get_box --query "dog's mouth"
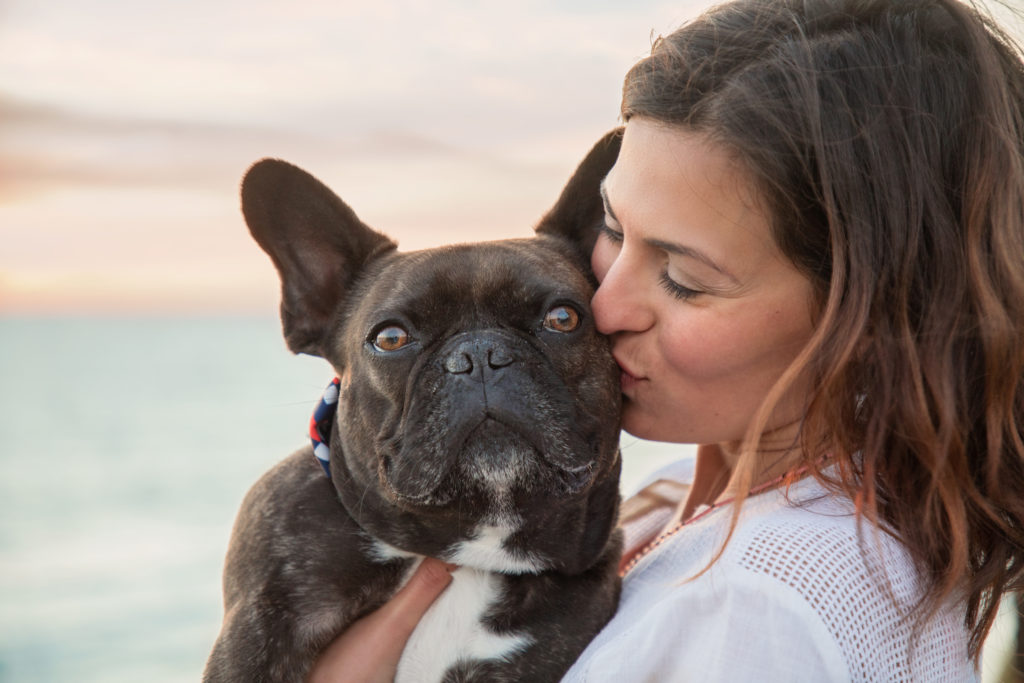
[380,411,598,507]
[459,415,595,488]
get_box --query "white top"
[561,457,977,682]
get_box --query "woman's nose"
[591,254,655,335]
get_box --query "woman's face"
[592,118,816,448]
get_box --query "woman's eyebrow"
[647,237,740,285]
[599,180,740,285]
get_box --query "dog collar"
[309,377,340,479]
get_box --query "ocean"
[0,315,689,682]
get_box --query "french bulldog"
[204,130,624,683]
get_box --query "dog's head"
[242,131,623,574]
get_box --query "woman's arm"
[308,558,456,683]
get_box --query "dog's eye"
[372,325,411,352]
[543,305,581,333]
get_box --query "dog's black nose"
[444,336,515,379]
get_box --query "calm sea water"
[0,315,688,683]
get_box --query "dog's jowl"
[204,131,624,683]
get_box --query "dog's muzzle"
[376,330,598,504]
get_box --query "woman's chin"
[621,411,673,443]
[620,404,704,445]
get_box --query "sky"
[0,0,710,313]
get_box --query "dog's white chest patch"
[394,563,531,683]
[369,521,547,574]
[448,522,546,573]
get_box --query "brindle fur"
[204,131,624,682]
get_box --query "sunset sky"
[0,0,709,313]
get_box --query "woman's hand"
[307,558,456,683]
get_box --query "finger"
[307,559,457,683]
[378,558,457,635]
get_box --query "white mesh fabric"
[737,507,973,681]
[563,460,977,682]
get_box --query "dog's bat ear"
[534,128,622,261]
[241,158,397,357]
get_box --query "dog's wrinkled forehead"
[357,238,591,328]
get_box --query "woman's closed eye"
[598,218,704,300]
[658,271,703,301]
[598,221,624,244]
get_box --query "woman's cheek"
[659,318,729,381]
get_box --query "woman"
[312,0,1024,679]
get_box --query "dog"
[203,130,624,682]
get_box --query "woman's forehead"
[605,119,780,263]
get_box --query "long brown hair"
[622,0,1024,656]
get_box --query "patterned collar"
[309,378,340,479]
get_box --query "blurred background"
[0,0,1019,681]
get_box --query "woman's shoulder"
[727,478,914,601]
[604,479,975,681]
[716,481,975,681]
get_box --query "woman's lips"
[613,355,644,394]
[620,371,641,394]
